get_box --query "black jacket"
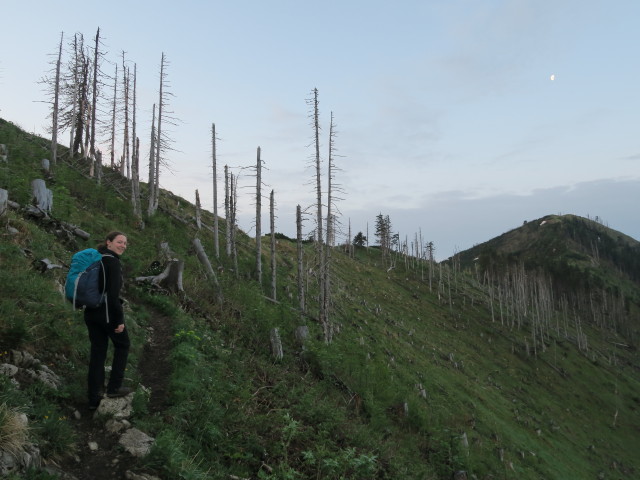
[85,246,124,325]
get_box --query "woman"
[85,231,131,410]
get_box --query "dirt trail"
[56,309,173,480]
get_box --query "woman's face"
[106,235,128,255]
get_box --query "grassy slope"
[1,118,639,479]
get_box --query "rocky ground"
[51,310,174,480]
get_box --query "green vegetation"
[1,117,639,479]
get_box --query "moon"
[550,74,555,81]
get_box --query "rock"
[96,393,134,419]
[17,413,28,428]
[119,428,154,457]
[0,449,18,476]
[24,367,61,389]
[88,441,99,451]
[0,363,19,377]
[10,351,37,368]
[106,418,131,434]
[0,443,41,476]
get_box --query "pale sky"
[1,0,638,260]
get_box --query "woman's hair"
[97,231,127,249]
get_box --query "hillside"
[1,117,639,480]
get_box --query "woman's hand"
[114,324,125,334]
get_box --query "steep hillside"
[452,214,640,345]
[455,213,640,286]
[1,118,639,480]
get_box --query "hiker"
[85,231,131,410]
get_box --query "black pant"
[84,311,130,404]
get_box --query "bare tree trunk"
[109,63,117,168]
[322,111,337,343]
[310,88,326,341]
[0,189,8,216]
[211,123,220,259]
[131,64,142,221]
[132,137,142,221]
[89,28,100,163]
[69,34,80,153]
[31,179,53,213]
[224,165,231,257]
[195,189,202,229]
[270,190,277,301]
[297,205,305,316]
[149,53,167,216]
[121,53,130,178]
[230,173,239,277]
[147,104,157,216]
[95,150,102,185]
[136,259,184,293]
[270,328,283,361]
[347,218,352,258]
[192,237,222,301]
[51,31,63,167]
[73,55,88,157]
[255,146,262,284]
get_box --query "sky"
[1,0,638,260]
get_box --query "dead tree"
[270,190,277,301]
[211,123,220,259]
[88,28,101,166]
[95,150,103,184]
[147,104,157,216]
[148,52,175,216]
[192,237,222,302]
[108,63,118,168]
[136,260,184,293]
[0,189,8,216]
[153,53,165,211]
[229,172,239,276]
[132,137,142,220]
[65,33,83,153]
[121,52,130,178]
[270,327,283,361]
[51,32,63,167]
[195,189,202,229]
[130,64,142,221]
[39,32,64,168]
[255,146,263,284]
[296,204,305,315]
[72,52,89,157]
[224,164,231,257]
[31,179,53,213]
[323,111,340,344]
[307,88,327,341]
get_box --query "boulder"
[95,393,134,419]
[119,428,154,458]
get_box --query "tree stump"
[135,259,184,293]
[31,179,53,212]
[270,328,283,361]
[294,326,309,349]
[0,189,7,216]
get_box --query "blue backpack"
[65,248,112,308]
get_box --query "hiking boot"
[89,399,101,411]
[106,387,133,398]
